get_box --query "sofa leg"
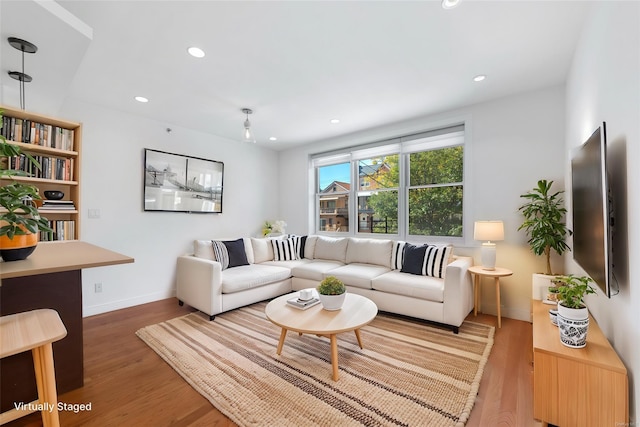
[452,326,459,334]
[178,300,184,306]
[209,315,216,321]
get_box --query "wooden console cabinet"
[532,300,628,426]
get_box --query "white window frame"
[311,123,467,243]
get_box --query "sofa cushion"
[221,264,291,294]
[271,238,299,261]
[251,238,274,263]
[304,236,318,259]
[346,238,393,268]
[291,260,344,281]
[326,263,390,290]
[261,259,312,269]
[401,243,452,279]
[313,236,348,262]
[371,270,444,302]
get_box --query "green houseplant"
[553,274,597,348]
[0,110,52,261]
[518,179,572,276]
[317,276,346,310]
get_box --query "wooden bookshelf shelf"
[1,104,82,241]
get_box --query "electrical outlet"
[94,282,102,293]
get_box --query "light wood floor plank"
[5,298,539,427]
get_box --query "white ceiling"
[0,1,591,150]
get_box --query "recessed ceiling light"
[330,119,340,124]
[473,75,486,82]
[187,47,205,58]
[441,0,460,9]
[134,96,149,103]
[269,137,277,141]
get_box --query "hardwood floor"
[6,298,540,427]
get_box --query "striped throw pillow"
[271,238,299,261]
[211,240,230,270]
[391,241,406,270]
[401,243,452,279]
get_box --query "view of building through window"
[314,127,464,238]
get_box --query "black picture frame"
[143,148,224,213]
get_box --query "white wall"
[59,100,279,316]
[279,86,566,322]
[565,2,639,421]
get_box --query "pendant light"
[241,108,256,143]
[7,37,38,111]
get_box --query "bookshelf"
[1,105,82,241]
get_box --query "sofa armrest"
[442,256,474,327]
[176,254,223,316]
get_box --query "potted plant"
[0,110,52,261]
[518,179,572,298]
[554,274,597,348]
[317,276,346,311]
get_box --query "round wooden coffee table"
[265,292,378,381]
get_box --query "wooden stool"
[0,309,67,427]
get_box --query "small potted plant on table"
[317,276,346,311]
[554,274,597,348]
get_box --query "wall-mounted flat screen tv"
[143,148,224,213]
[570,122,613,297]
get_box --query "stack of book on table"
[287,296,320,310]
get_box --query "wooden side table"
[468,265,513,328]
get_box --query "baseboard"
[479,303,531,323]
[83,289,175,317]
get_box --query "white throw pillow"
[251,238,274,264]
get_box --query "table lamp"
[474,220,504,270]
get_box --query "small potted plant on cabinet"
[518,179,572,298]
[317,276,346,311]
[0,111,52,261]
[554,274,597,348]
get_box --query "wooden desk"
[0,241,133,412]
[532,300,628,426]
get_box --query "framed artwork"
[143,148,224,213]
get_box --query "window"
[408,146,463,237]
[312,125,464,240]
[317,162,350,233]
[357,155,399,234]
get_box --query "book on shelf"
[286,296,320,310]
[40,220,76,241]
[41,200,76,210]
[1,115,75,151]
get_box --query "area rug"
[136,302,494,427]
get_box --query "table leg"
[495,277,501,328]
[474,275,481,315]
[354,329,364,349]
[276,328,287,355]
[330,334,339,381]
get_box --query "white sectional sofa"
[176,235,474,333]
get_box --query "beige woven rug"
[136,302,494,427]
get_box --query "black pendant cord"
[20,48,26,110]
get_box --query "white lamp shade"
[474,221,504,242]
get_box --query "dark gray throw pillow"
[222,238,249,268]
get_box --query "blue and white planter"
[557,303,589,348]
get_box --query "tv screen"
[570,122,612,297]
